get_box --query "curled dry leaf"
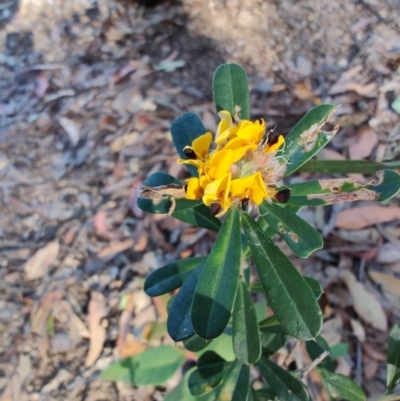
[339,270,387,332]
[24,240,60,281]
[85,291,107,367]
[336,206,400,230]
[98,239,134,259]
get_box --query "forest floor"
[0,0,400,400]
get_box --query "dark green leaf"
[167,264,204,342]
[184,334,211,352]
[173,203,222,232]
[303,277,323,300]
[299,159,400,175]
[287,170,400,206]
[278,104,338,176]
[192,208,241,339]
[216,360,250,401]
[232,281,262,364]
[248,387,261,401]
[387,323,400,392]
[259,315,280,330]
[255,386,277,401]
[319,368,366,401]
[189,351,232,396]
[260,324,289,357]
[259,202,323,258]
[102,345,185,385]
[212,63,250,120]
[145,257,207,297]
[305,336,335,373]
[241,212,323,340]
[257,357,309,401]
[171,112,207,176]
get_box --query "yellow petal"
[205,150,234,179]
[250,172,269,204]
[191,132,212,160]
[264,135,285,153]
[203,173,231,207]
[177,158,202,168]
[236,120,265,143]
[230,175,256,198]
[185,177,204,200]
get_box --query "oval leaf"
[189,351,232,396]
[216,360,250,401]
[212,63,250,120]
[241,212,323,340]
[319,368,366,401]
[388,323,400,392]
[184,333,211,352]
[278,104,338,176]
[259,202,323,258]
[171,112,207,176]
[173,202,222,232]
[102,345,184,385]
[192,208,241,339]
[257,357,309,401]
[167,264,204,342]
[233,281,262,364]
[145,256,207,297]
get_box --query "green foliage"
[102,345,185,385]
[212,63,250,120]
[106,62,400,401]
[387,323,400,392]
[192,208,241,339]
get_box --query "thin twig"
[297,351,329,380]
[284,340,300,368]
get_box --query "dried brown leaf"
[98,239,134,259]
[24,240,60,280]
[339,270,387,332]
[348,126,378,159]
[85,291,107,367]
[368,269,400,298]
[336,206,400,230]
[59,117,80,146]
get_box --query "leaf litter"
[0,0,399,399]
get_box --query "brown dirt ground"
[0,0,400,400]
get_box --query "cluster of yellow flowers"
[178,111,286,216]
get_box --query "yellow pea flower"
[264,134,285,153]
[230,172,269,205]
[177,132,213,167]
[203,173,232,216]
[185,177,204,200]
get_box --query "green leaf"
[257,357,309,401]
[232,281,262,364]
[171,112,207,176]
[173,203,222,232]
[216,360,250,401]
[278,104,338,176]
[165,367,219,401]
[330,342,349,359]
[260,324,289,357]
[305,336,335,373]
[189,351,232,396]
[258,202,323,258]
[192,208,241,339]
[319,368,366,401]
[196,333,236,362]
[241,212,323,340]
[184,334,211,352]
[167,264,204,342]
[248,387,261,401]
[387,323,400,392]
[102,345,185,385]
[287,169,400,206]
[303,277,324,300]
[212,63,250,120]
[145,257,207,297]
[299,159,400,175]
